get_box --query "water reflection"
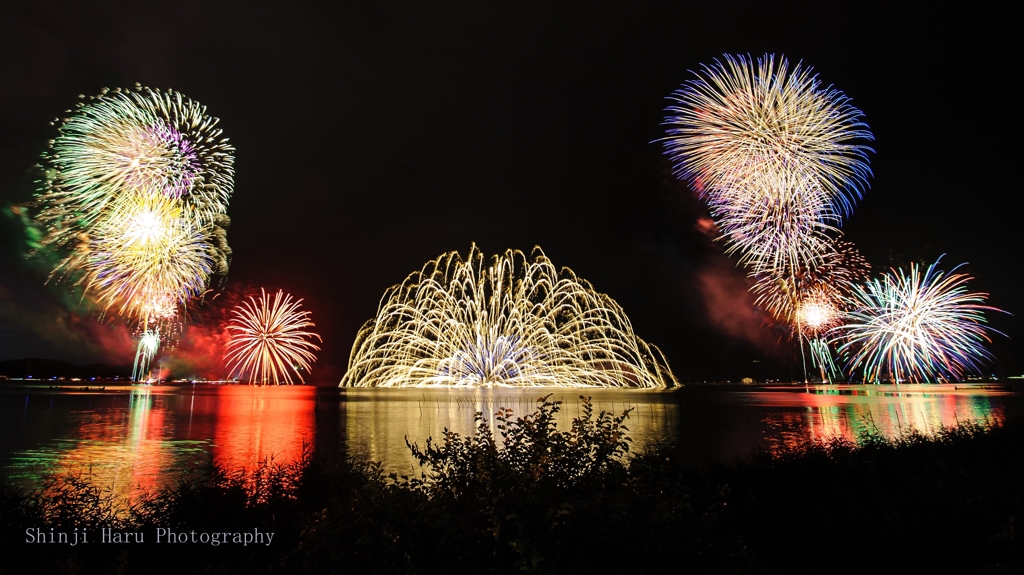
[0,384,1019,502]
[342,389,679,476]
[728,385,1008,457]
[202,386,316,472]
[0,386,315,503]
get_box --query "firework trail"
[807,337,840,380]
[31,86,235,379]
[225,289,321,385]
[132,331,161,382]
[833,257,1005,383]
[341,245,678,388]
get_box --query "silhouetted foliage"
[404,394,632,494]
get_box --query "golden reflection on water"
[342,388,679,476]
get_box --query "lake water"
[1,383,1021,502]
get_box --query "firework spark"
[662,53,873,223]
[833,257,1005,383]
[749,239,870,382]
[713,176,838,276]
[752,239,870,326]
[36,86,234,243]
[796,290,841,335]
[132,330,162,382]
[30,87,235,379]
[225,289,321,385]
[341,245,678,388]
[808,336,840,380]
[796,290,844,381]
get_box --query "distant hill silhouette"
[0,358,132,379]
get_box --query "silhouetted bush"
[294,395,748,573]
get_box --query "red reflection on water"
[29,386,317,506]
[205,386,317,472]
[47,390,179,504]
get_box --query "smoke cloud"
[694,257,779,350]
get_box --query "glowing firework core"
[800,304,829,329]
[341,246,678,388]
[797,297,838,332]
[124,207,167,245]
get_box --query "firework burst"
[752,239,870,325]
[662,53,873,223]
[834,257,1005,383]
[225,289,321,385]
[713,175,838,276]
[341,245,678,388]
[30,87,235,379]
[36,85,234,243]
[662,55,874,340]
[81,195,213,322]
[796,290,842,335]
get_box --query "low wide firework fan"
[341,245,679,388]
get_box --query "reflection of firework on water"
[834,257,1005,383]
[30,87,234,379]
[225,290,321,385]
[341,246,678,388]
[662,54,873,223]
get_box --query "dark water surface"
[1,383,1021,501]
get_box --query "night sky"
[1,1,1019,383]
